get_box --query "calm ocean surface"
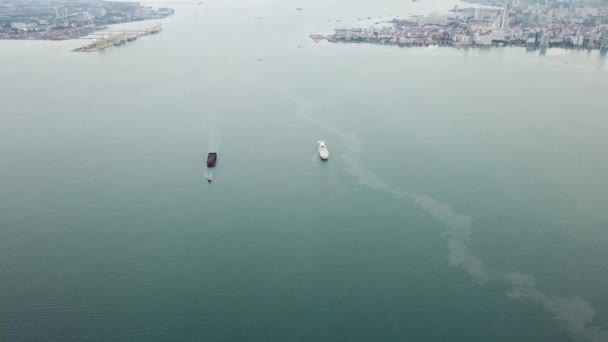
[1,0,608,340]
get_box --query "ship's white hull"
[317,140,329,160]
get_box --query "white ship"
[317,140,329,160]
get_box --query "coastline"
[312,34,608,53]
[0,15,172,42]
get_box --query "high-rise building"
[425,12,447,26]
[493,15,502,28]
[92,7,107,18]
[577,34,584,46]
[501,1,509,29]
[55,7,68,19]
[601,35,608,50]
[546,9,553,24]
[540,31,549,48]
[526,32,538,45]
[474,8,484,20]
[81,11,93,21]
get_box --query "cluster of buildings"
[323,0,608,50]
[0,0,174,40]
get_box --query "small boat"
[317,141,329,160]
[207,175,212,182]
[207,152,217,167]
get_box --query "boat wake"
[203,114,221,153]
[272,85,608,342]
[204,166,214,183]
[207,132,220,154]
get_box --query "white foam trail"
[245,78,608,341]
[409,193,607,341]
[504,271,608,342]
[335,130,391,192]
[283,90,607,341]
[202,114,220,153]
[286,92,391,192]
[208,132,220,152]
[409,193,495,285]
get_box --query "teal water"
[2,0,608,341]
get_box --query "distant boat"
[296,7,303,11]
[207,152,217,167]
[310,34,325,42]
[207,175,212,182]
[317,141,329,160]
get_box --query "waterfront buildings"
[0,0,174,40]
[321,0,608,50]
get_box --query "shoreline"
[0,16,171,42]
[71,23,162,52]
[312,35,608,52]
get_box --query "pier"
[72,24,162,52]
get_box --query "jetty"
[72,24,162,52]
